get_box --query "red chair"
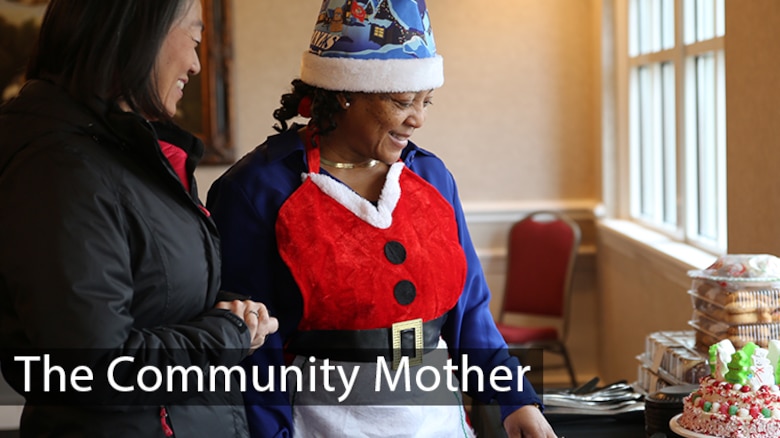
[495,210,581,388]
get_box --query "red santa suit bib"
[275,138,466,332]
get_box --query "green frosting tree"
[709,344,718,375]
[725,342,758,385]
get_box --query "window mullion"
[674,0,687,240]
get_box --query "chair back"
[500,211,581,332]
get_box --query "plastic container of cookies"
[635,331,708,395]
[688,289,780,324]
[688,254,780,296]
[687,254,780,352]
[641,331,708,384]
[636,351,708,385]
[689,312,780,352]
[636,364,673,395]
[690,277,780,300]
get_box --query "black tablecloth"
[471,399,651,438]
[548,416,646,438]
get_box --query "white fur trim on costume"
[302,162,404,229]
[300,51,444,93]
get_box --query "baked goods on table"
[676,339,780,437]
[636,331,709,395]
[688,254,780,353]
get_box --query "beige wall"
[196,0,600,204]
[193,0,605,384]
[725,0,780,255]
[596,222,706,382]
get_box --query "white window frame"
[616,0,726,255]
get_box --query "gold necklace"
[320,156,380,169]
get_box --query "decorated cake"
[677,339,780,437]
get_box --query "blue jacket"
[207,126,542,438]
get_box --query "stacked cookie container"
[635,331,708,395]
[689,254,780,353]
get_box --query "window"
[626,0,726,253]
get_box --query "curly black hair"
[273,79,351,134]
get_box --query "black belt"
[287,314,447,367]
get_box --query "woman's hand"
[503,404,559,438]
[216,300,279,354]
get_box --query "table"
[470,400,651,438]
[548,415,646,438]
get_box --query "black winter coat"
[0,80,251,437]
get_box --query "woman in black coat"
[0,1,277,436]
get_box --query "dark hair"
[273,79,349,134]
[27,0,191,121]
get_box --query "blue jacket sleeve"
[207,155,299,438]
[408,152,543,421]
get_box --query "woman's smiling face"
[154,0,204,117]
[334,90,435,164]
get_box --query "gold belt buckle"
[391,318,424,369]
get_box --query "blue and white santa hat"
[300,0,444,93]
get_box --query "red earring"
[298,96,313,118]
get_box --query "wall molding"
[462,199,603,223]
[462,199,602,274]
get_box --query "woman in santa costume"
[207,1,558,437]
